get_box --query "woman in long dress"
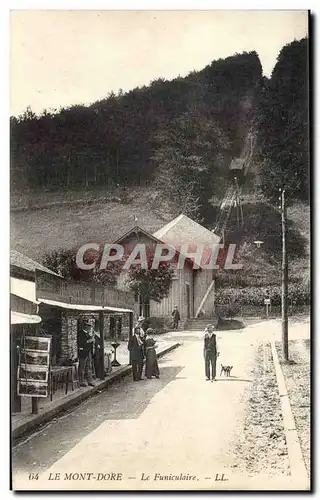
[144,328,160,379]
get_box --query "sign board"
[17,335,51,398]
[35,270,135,310]
[264,298,271,305]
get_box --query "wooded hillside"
[10,38,309,223]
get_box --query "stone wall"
[60,311,131,362]
[103,314,110,340]
[60,312,78,362]
[121,313,130,340]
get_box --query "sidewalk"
[12,332,181,442]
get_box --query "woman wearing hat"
[144,328,160,379]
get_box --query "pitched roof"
[113,226,163,244]
[10,249,59,277]
[113,224,197,269]
[153,214,221,248]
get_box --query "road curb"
[270,341,309,490]
[12,342,180,442]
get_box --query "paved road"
[12,319,309,491]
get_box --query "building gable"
[113,225,195,270]
[113,226,162,246]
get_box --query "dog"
[220,364,233,377]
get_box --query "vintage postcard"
[10,9,310,491]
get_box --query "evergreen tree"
[258,38,309,201]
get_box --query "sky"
[10,10,308,117]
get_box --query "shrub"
[143,317,172,335]
[216,318,245,330]
[215,281,310,310]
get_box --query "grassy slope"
[287,203,310,285]
[10,187,173,259]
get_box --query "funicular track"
[213,132,256,239]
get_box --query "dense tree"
[257,38,309,201]
[152,102,231,222]
[43,248,122,286]
[10,50,263,199]
[127,260,174,305]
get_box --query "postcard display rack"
[17,336,51,398]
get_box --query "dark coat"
[78,329,94,357]
[128,334,144,362]
[204,333,217,357]
[145,337,159,378]
[172,309,181,321]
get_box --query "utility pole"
[280,188,289,361]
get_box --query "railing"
[195,280,215,318]
[35,270,135,310]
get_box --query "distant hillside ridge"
[11,50,262,200]
[11,38,309,259]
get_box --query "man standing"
[78,318,95,387]
[203,324,219,381]
[93,328,102,379]
[128,326,144,381]
[172,305,181,330]
[129,316,145,366]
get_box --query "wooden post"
[11,331,21,413]
[281,189,289,361]
[129,312,133,365]
[99,312,105,380]
[32,397,39,414]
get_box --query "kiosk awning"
[10,277,39,304]
[38,298,133,313]
[11,311,42,325]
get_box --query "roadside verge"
[271,341,310,490]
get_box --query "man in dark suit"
[78,318,95,387]
[203,324,219,381]
[172,306,181,330]
[127,326,144,381]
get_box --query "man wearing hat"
[128,316,145,366]
[203,324,219,381]
[133,315,145,336]
[128,326,145,381]
[78,318,95,387]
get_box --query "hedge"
[215,281,310,309]
[143,316,172,334]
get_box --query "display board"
[17,336,51,398]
